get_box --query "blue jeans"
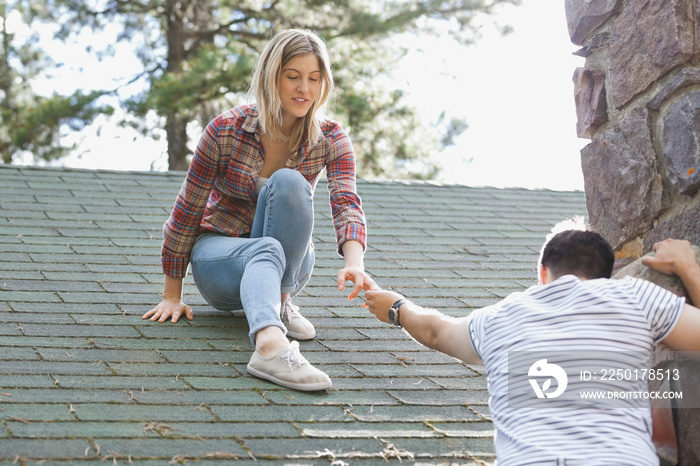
[190,169,315,346]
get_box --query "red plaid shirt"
[162,104,367,278]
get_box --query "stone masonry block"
[610,0,697,108]
[613,243,700,305]
[581,107,666,248]
[661,89,700,195]
[648,68,700,110]
[565,0,622,45]
[573,67,608,138]
[643,204,700,251]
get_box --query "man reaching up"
[365,231,700,466]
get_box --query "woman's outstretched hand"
[337,265,379,301]
[142,297,194,323]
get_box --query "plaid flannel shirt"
[161,104,367,278]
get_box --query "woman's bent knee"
[269,168,306,185]
[267,169,311,201]
[251,237,286,270]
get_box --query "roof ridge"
[0,164,582,192]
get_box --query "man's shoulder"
[470,291,527,319]
[539,274,644,293]
[582,275,654,294]
[473,275,651,318]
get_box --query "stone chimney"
[565,0,700,259]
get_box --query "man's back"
[366,235,700,465]
[468,275,685,466]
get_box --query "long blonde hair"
[248,29,334,149]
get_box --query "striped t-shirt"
[468,275,685,466]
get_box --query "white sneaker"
[246,341,331,391]
[280,296,315,340]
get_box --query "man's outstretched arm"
[364,289,482,365]
[644,239,700,352]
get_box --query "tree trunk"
[166,114,189,171]
[1,1,14,163]
[164,0,188,171]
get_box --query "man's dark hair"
[540,230,615,280]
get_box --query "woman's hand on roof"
[142,297,194,323]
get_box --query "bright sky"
[396,0,587,190]
[20,0,587,191]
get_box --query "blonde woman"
[144,29,376,391]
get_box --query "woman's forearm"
[163,275,184,300]
[342,240,364,268]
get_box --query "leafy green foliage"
[0,0,112,163]
[2,0,518,177]
[3,91,113,163]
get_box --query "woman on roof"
[144,29,376,391]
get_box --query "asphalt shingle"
[0,165,587,464]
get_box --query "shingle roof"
[0,165,586,464]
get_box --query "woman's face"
[278,53,321,129]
